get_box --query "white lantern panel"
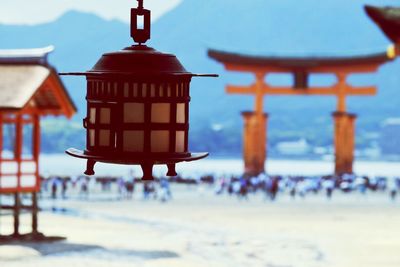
[113,82,118,96]
[151,103,170,123]
[89,108,96,124]
[167,85,172,97]
[177,103,185,123]
[133,83,138,97]
[124,83,129,97]
[150,84,156,97]
[124,103,145,123]
[176,131,185,153]
[107,83,112,95]
[89,130,95,146]
[123,131,144,152]
[99,130,110,147]
[142,84,147,97]
[151,131,169,152]
[100,108,111,124]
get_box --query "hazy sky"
[0,0,182,25]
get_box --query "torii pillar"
[332,74,357,175]
[242,111,268,176]
[241,73,268,176]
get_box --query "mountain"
[1,0,400,156]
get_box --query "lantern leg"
[141,163,154,181]
[166,164,177,177]
[84,160,96,176]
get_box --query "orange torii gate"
[208,49,393,176]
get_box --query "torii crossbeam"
[209,49,393,176]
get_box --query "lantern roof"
[64,45,192,78]
[63,45,216,78]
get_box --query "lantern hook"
[131,0,151,44]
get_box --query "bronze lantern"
[62,0,217,180]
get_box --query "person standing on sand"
[117,177,126,199]
[79,177,89,200]
[51,177,58,199]
[159,177,172,202]
[61,179,68,199]
[125,179,135,200]
[271,177,279,201]
[322,178,335,200]
[388,177,398,201]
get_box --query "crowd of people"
[40,171,400,202]
[213,173,400,201]
[41,172,173,202]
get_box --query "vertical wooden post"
[333,73,357,175]
[15,114,22,191]
[33,114,40,190]
[333,112,357,175]
[254,73,265,116]
[13,192,20,237]
[32,114,40,235]
[345,114,357,173]
[13,114,23,237]
[0,115,2,237]
[336,74,347,113]
[242,111,268,176]
[32,192,38,234]
[0,114,3,190]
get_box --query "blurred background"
[0,1,399,267]
[1,0,399,162]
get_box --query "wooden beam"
[346,86,377,96]
[223,63,381,75]
[262,87,338,95]
[226,85,256,94]
[226,85,377,96]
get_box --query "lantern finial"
[131,0,151,45]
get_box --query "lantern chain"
[137,0,144,9]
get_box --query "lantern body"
[85,77,191,158]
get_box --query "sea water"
[39,154,400,178]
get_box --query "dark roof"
[208,49,392,71]
[0,47,77,116]
[365,5,400,43]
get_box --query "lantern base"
[65,148,208,180]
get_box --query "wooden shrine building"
[0,46,76,240]
[209,48,393,176]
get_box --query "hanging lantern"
[62,0,217,180]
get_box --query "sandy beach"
[0,184,399,267]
